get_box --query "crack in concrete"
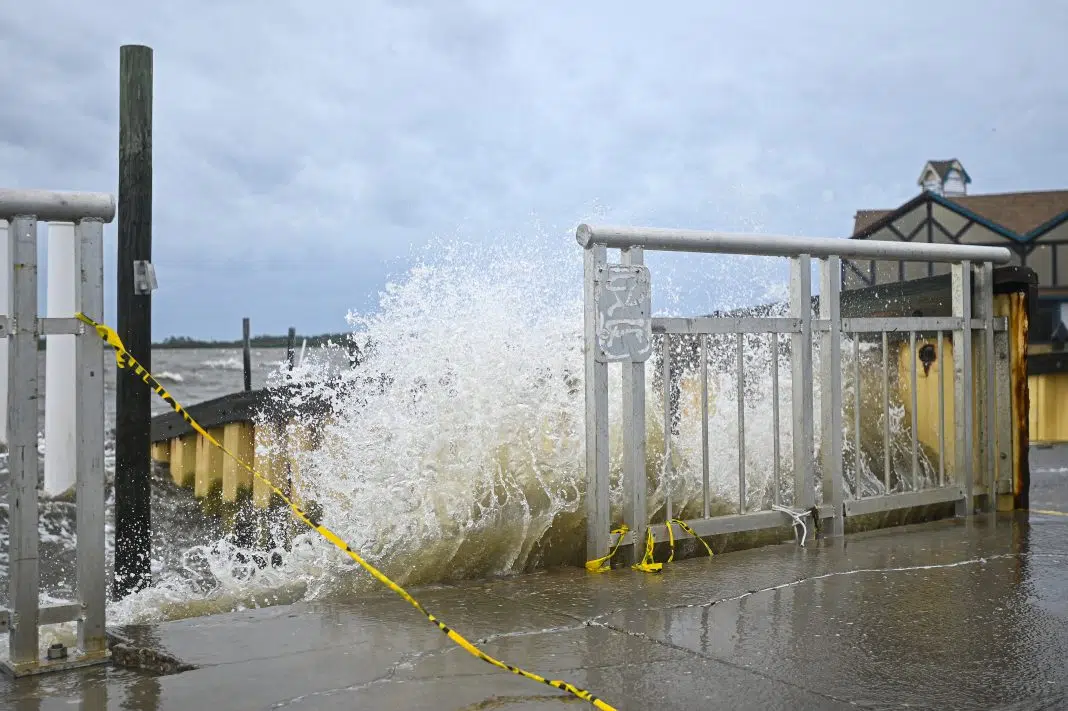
[266,626,587,710]
[586,616,857,707]
[264,624,631,710]
[584,553,1068,623]
[469,622,590,647]
[270,656,691,710]
[190,639,371,670]
[267,655,407,709]
[452,693,584,709]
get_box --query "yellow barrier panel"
[76,313,618,711]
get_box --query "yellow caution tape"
[76,312,619,711]
[668,519,715,560]
[631,527,663,573]
[587,517,715,576]
[584,525,628,573]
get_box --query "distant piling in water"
[243,317,252,391]
[114,43,155,600]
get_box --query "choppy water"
[0,236,1057,662]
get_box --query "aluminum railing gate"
[0,189,113,677]
[578,223,1014,565]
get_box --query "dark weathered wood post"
[286,327,296,370]
[114,44,154,599]
[242,317,252,391]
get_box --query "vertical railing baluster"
[882,331,891,493]
[853,333,861,488]
[701,334,710,518]
[663,335,673,522]
[937,331,946,488]
[910,330,919,490]
[770,332,781,507]
[620,246,647,564]
[736,332,746,514]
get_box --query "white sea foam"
[202,357,244,370]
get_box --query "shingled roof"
[853,189,1068,240]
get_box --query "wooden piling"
[242,317,252,392]
[194,428,226,498]
[114,43,154,599]
[253,423,286,508]
[286,327,296,369]
[222,422,255,501]
[169,434,196,487]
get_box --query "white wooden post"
[44,222,77,495]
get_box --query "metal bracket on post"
[133,260,157,295]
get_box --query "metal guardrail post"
[994,313,1014,509]
[818,256,845,535]
[6,213,41,667]
[620,246,647,565]
[583,243,610,564]
[789,255,815,510]
[952,262,975,516]
[974,262,998,511]
[75,218,107,656]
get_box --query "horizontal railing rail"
[0,188,116,223]
[576,223,1014,263]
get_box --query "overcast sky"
[2,1,1065,340]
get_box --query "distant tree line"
[152,333,353,349]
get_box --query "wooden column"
[114,44,154,599]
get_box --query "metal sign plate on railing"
[594,263,652,363]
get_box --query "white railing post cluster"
[577,223,1014,564]
[0,188,113,677]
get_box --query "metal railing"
[578,224,1014,564]
[0,189,113,676]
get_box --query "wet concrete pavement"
[4,451,1068,710]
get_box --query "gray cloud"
[2,0,1066,338]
